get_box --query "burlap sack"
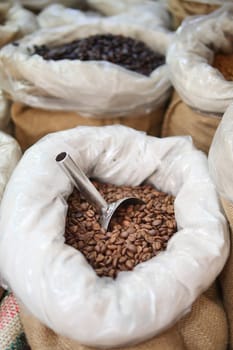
[11,102,165,151]
[20,284,228,350]
[167,0,220,28]
[219,198,233,349]
[0,287,4,301]
[0,293,29,350]
[162,92,221,154]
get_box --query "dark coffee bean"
[32,34,165,76]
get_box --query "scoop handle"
[56,152,108,213]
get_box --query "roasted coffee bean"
[33,34,165,76]
[65,181,177,279]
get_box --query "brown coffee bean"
[127,244,137,253]
[125,259,134,270]
[153,220,162,226]
[96,254,104,263]
[120,231,129,239]
[65,181,176,279]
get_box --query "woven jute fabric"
[0,293,29,350]
[161,91,221,154]
[0,287,4,301]
[20,283,228,350]
[168,0,220,28]
[220,198,233,349]
[11,102,165,151]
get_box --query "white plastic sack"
[209,103,233,203]
[167,4,233,114]
[0,3,38,48]
[13,0,86,11]
[0,131,21,201]
[185,0,230,3]
[85,0,171,29]
[0,24,171,116]
[0,125,228,347]
[38,4,102,28]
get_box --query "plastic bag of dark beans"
[0,18,172,116]
[0,125,228,348]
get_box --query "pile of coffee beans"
[33,34,165,76]
[212,53,233,81]
[65,181,177,278]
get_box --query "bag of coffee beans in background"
[0,20,172,151]
[209,102,233,349]
[167,0,221,28]
[0,2,37,47]
[0,125,228,349]
[0,2,37,138]
[0,132,23,348]
[163,5,233,154]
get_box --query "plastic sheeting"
[0,125,229,347]
[167,4,233,113]
[209,102,233,203]
[0,131,21,201]
[0,3,37,47]
[38,2,171,30]
[13,0,86,11]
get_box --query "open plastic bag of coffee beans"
[162,5,233,154]
[209,102,233,349]
[0,21,172,150]
[0,2,38,47]
[0,125,229,350]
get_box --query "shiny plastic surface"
[0,125,229,347]
[0,131,21,201]
[0,19,172,116]
[38,2,171,30]
[167,4,233,113]
[209,102,233,203]
[0,3,38,48]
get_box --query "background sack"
[13,0,87,11]
[209,103,233,348]
[11,102,165,151]
[0,3,37,47]
[0,130,21,202]
[162,91,221,154]
[0,125,228,347]
[167,0,220,28]
[38,2,171,31]
[20,285,228,350]
[167,5,233,114]
[0,22,171,116]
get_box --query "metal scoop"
[56,152,144,231]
